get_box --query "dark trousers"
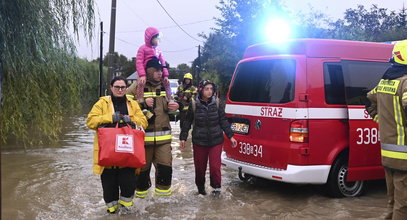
[101,167,136,203]
[193,144,222,189]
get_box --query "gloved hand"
[112,112,121,123]
[123,115,131,123]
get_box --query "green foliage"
[97,52,135,78]
[201,0,287,96]
[0,0,96,147]
[200,1,407,97]
[168,64,191,82]
[330,5,407,41]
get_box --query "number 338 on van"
[237,142,263,157]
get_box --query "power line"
[122,0,149,26]
[115,37,138,46]
[117,19,214,34]
[114,35,194,53]
[155,0,204,43]
[163,46,197,53]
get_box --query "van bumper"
[221,152,330,184]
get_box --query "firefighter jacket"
[140,80,172,146]
[180,96,234,147]
[126,81,138,99]
[367,65,407,172]
[175,84,197,111]
[86,96,148,175]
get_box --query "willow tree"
[0,0,95,146]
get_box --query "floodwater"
[2,116,389,219]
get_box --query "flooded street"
[2,116,389,219]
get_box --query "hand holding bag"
[98,123,145,168]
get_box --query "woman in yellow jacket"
[87,76,147,214]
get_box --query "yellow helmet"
[392,40,407,65]
[184,73,193,80]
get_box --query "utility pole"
[197,45,201,83]
[107,0,117,83]
[0,60,2,106]
[99,22,104,97]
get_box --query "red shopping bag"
[97,124,146,168]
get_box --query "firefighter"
[135,57,179,197]
[366,40,407,220]
[175,73,197,128]
[86,76,148,214]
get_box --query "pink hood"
[136,27,169,77]
[144,27,159,47]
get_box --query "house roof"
[127,72,138,80]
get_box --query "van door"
[225,56,305,170]
[342,60,391,181]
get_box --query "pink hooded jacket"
[136,27,169,77]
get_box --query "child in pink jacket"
[136,27,171,101]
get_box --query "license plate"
[231,122,249,134]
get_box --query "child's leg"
[136,81,145,101]
[163,79,172,100]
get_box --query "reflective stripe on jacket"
[176,85,197,111]
[86,96,148,175]
[142,83,172,145]
[367,75,407,171]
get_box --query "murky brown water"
[2,116,389,219]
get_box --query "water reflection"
[2,117,388,219]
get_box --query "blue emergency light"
[264,18,291,43]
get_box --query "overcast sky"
[76,0,406,66]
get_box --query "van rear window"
[229,59,296,103]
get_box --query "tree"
[330,5,407,41]
[200,0,287,96]
[293,4,407,41]
[169,64,191,82]
[199,1,407,98]
[97,52,135,78]
[0,0,95,146]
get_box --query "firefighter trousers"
[193,143,222,189]
[384,168,407,220]
[101,167,136,204]
[136,143,172,191]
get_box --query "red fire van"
[221,39,394,197]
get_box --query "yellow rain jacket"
[86,96,148,175]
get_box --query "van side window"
[342,61,391,105]
[324,63,346,105]
[229,59,296,103]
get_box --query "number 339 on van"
[238,142,263,157]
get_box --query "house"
[126,71,138,85]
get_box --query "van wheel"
[325,157,364,197]
[238,167,253,182]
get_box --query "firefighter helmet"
[184,73,193,80]
[392,40,407,65]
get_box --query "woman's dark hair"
[198,79,217,98]
[110,75,127,86]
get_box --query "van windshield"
[229,59,296,103]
